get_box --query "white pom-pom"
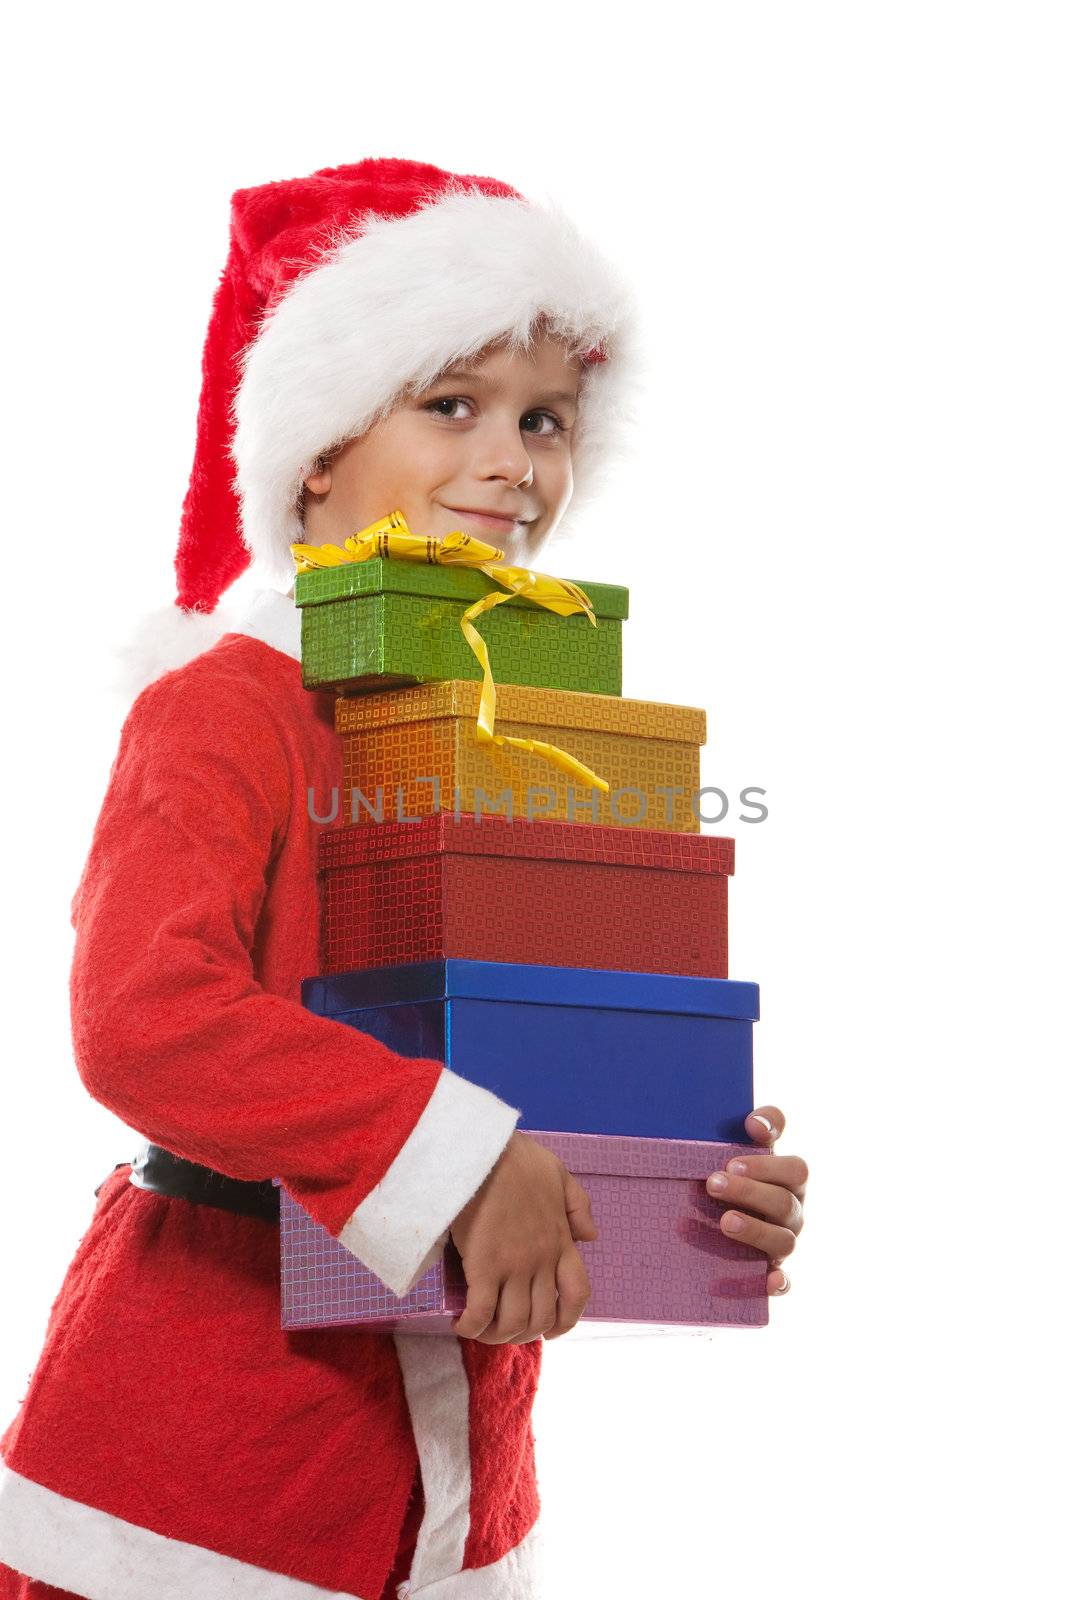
[104,563,300,712]
[105,601,235,706]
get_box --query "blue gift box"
[302,958,760,1142]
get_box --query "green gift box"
[295,558,629,695]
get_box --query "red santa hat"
[116,157,639,695]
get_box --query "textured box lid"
[318,813,735,875]
[525,1129,759,1182]
[271,1132,753,1185]
[295,556,629,619]
[334,679,705,744]
[302,958,760,1022]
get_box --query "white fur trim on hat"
[231,187,642,588]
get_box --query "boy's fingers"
[718,1210,798,1261]
[722,1152,808,1195]
[452,1275,500,1340]
[525,1266,560,1342]
[709,1172,804,1231]
[544,1243,592,1340]
[563,1171,598,1240]
[746,1106,785,1144]
[484,1275,532,1345]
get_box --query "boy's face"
[300,330,581,567]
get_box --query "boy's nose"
[481,457,534,490]
[473,427,535,488]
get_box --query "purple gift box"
[278,1130,768,1335]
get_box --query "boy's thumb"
[562,1169,599,1241]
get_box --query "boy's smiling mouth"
[442,505,535,532]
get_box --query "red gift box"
[318,812,734,978]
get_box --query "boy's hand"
[706,1105,807,1296]
[449,1131,598,1345]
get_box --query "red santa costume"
[0,158,637,1600]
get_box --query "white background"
[1,4,1062,1596]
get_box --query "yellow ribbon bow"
[292,510,610,794]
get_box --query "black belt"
[125,1144,280,1222]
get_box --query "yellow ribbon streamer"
[292,511,610,794]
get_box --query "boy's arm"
[69,666,519,1300]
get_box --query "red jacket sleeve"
[69,662,520,1298]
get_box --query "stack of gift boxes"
[276,550,768,1335]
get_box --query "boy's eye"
[520,410,568,437]
[426,396,475,421]
[424,397,569,436]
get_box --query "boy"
[0,158,807,1600]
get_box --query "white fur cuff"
[339,1069,520,1299]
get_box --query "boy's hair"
[296,314,594,530]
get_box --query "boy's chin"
[508,521,553,567]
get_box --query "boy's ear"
[303,458,331,496]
